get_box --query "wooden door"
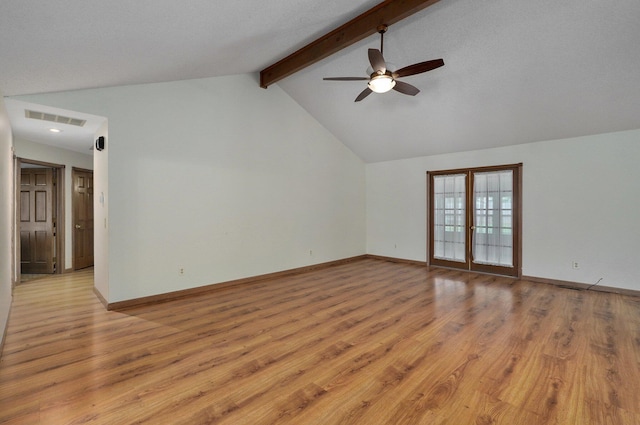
[73,169,94,270]
[20,168,55,274]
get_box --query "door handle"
[75,224,82,229]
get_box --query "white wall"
[0,93,14,345]
[16,74,366,302]
[367,129,640,291]
[13,138,93,271]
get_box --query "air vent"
[25,109,86,127]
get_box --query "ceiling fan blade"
[355,87,373,102]
[368,49,386,74]
[393,80,420,96]
[393,59,444,78]
[323,77,369,81]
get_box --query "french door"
[427,164,522,277]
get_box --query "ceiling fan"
[323,25,444,102]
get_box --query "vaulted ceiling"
[2,0,639,162]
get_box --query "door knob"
[75,224,82,229]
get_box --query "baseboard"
[105,255,639,311]
[364,254,427,267]
[0,302,13,361]
[522,275,640,298]
[108,255,367,311]
[93,287,108,309]
[368,258,639,298]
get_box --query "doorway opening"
[427,163,522,277]
[7,98,106,303]
[17,159,65,282]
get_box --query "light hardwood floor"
[1,259,639,424]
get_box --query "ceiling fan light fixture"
[323,25,443,102]
[368,74,395,93]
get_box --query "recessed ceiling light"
[49,128,62,133]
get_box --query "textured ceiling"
[3,99,106,154]
[2,0,640,162]
[0,0,378,96]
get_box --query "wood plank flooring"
[1,259,639,424]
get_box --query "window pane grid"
[433,174,466,262]
[472,171,513,267]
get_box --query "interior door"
[73,169,94,270]
[428,164,521,277]
[20,168,55,274]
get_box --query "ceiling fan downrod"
[377,24,388,56]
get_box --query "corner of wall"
[0,93,15,350]
[93,121,109,304]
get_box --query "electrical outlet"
[572,261,579,270]
[178,265,185,276]
[309,250,313,256]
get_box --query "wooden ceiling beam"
[259,0,441,88]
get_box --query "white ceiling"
[4,99,106,154]
[2,0,640,162]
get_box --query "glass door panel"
[433,174,466,263]
[472,170,513,267]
